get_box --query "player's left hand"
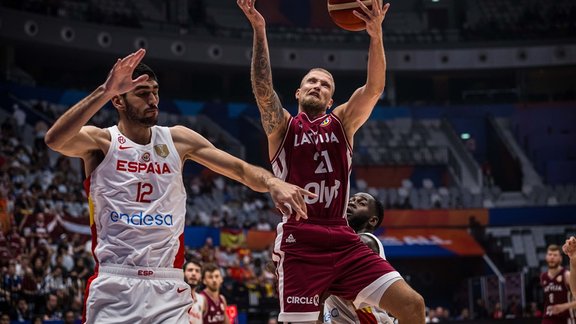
[266,178,316,221]
[548,304,567,315]
[353,0,390,38]
[237,0,265,30]
[563,236,576,259]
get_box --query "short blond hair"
[301,68,335,94]
[547,244,561,252]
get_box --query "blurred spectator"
[525,301,543,318]
[41,293,63,321]
[62,309,77,324]
[200,237,216,263]
[492,302,503,319]
[255,215,272,231]
[0,226,9,266]
[267,314,278,324]
[456,307,470,321]
[2,260,22,304]
[12,104,26,132]
[10,297,31,322]
[474,298,489,319]
[505,294,522,318]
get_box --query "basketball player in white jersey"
[183,260,205,324]
[44,49,314,323]
[238,0,425,322]
[323,193,395,324]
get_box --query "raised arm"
[237,0,290,153]
[333,0,390,138]
[172,126,314,220]
[564,236,576,296]
[44,49,149,158]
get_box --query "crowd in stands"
[1,0,140,28]
[463,0,576,42]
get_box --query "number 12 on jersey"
[136,182,153,203]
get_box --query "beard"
[347,215,369,233]
[300,96,327,117]
[547,261,560,269]
[125,101,157,127]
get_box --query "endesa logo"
[110,211,174,226]
[286,294,319,306]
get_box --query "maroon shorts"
[273,220,397,322]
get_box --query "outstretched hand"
[237,0,265,29]
[563,236,576,259]
[267,178,317,221]
[353,0,390,38]
[102,48,149,96]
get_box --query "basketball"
[327,0,383,31]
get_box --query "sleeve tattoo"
[251,38,284,136]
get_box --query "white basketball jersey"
[323,232,393,324]
[360,232,386,259]
[85,125,186,268]
[188,291,206,324]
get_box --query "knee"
[407,291,426,313]
[396,290,426,319]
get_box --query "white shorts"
[84,264,192,324]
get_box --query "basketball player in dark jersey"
[238,0,425,322]
[201,263,229,324]
[564,237,576,297]
[540,244,576,323]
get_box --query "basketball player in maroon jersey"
[238,0,425,323]
[563,237,576,302]
[201,263,229,324]
[540,244,576,323]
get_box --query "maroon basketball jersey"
[201,291,227,324]
[540,268,575,321]
[271,112,352,222]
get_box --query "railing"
[441,118,483,188]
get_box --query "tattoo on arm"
[251,36,284,136]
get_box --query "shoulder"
[169,125,212,151]
[169,125,195,140]
[359,233,381,255]
[331,103,348,120]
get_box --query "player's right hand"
[267,178,316,221]
[102,48,149,96]
[562,236,576,259]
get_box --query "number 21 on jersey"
[314,150,333,174]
